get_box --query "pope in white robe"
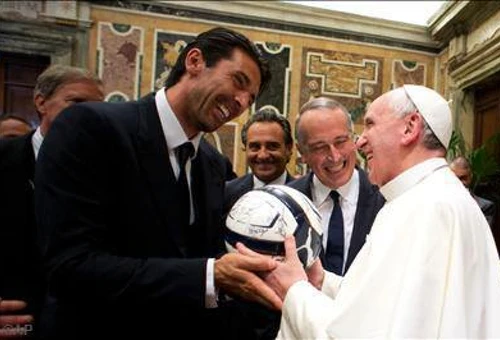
[277,158,500,339]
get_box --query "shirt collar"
[31,127,43,160]
[380,157,448,202]
[312,168,359,204]
[253,170,288,189]
[155,87,202,155]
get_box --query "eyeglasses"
[306,133,358,156]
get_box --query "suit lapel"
[192,141,225,255]
[347,169,378,269]
[136,94,188,255]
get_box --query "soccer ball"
[225,184,322,268]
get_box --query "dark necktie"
[176,142,194,225]
[324,191,344,275]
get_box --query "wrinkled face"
[35,79,104,135]
[450,165,472,188]
[299,108,357,189]
[356,96,405,187]
[185,48,261,134]
[245,121,292,183]
[0,119,32,138]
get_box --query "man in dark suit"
[289,97,385,275]
[224,107,294,214]
[450,156,496,226]
[0,65,103,338]
[224,107,294,340]
[34,27,278,340]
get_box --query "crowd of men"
[1,26,498,340]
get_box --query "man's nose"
[356,134,367,151]
[235,91,252,111]
[256,147,270,159]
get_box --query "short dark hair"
[241,107,293,146]
[165,26,270,95]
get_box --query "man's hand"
[306,258,325,290]
[214,252,282,310]
[237,236,312,300]
[0,299,33,339]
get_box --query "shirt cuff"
[205,258,218,308]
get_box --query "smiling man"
[289,97,384,276]
[0,64,104,339]
[34,27,277,340]
[224,107,294,215]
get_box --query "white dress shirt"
[311,169,359,274]
[253,170,288,189]
[155,88,217,308]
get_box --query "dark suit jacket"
[35,94,237,339]
[224,172,294,215]
[0,132,45,336]
[473,194,496,227]
[288,168,385,273]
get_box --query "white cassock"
[277,158,500,339]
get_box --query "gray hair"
[296,97,353,147]
[387,87,444,150]
[34,65,102,99]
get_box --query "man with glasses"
[288,97,384,276]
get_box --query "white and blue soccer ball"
[225,184,323,268]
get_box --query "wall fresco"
[97,22,143,101]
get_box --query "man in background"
[289,97,384,276]
[0,114,33,138]
[224,107,294,340]
[0,64,103,339]
[224,107,294,214]
[450,155,496,226]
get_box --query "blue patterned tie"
[176,142,194,225]
[324,191,344,275]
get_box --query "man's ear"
[296,143,310,164]
[402,111,422,146]
[34,93,46,117]
[185,48,205,75]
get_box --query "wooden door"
[474,71,500,254]
[0,52,50,125]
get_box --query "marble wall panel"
[391,60,427,88]
[97,22,144,101]
[254,42,292,117]
[301,48,383,124]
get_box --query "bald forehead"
[300,107,349,128]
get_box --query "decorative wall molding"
[0,1,94,66]
[449,30,500,90]
[91,0,440,53]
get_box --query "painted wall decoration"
[203,122,239,171]
[153,30,195,91]
[300,48,383,123]
[97,22,144,101]
[391,60,427,88]
[253,42,292,117]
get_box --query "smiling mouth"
[217,103,230,121]
[325,159,346,173]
